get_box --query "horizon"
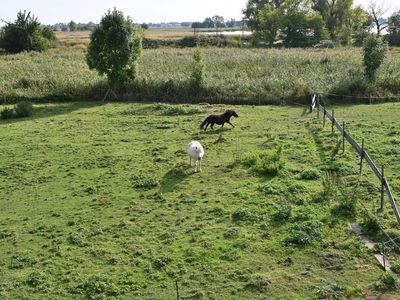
[0,0,399,25]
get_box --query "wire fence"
[311,95,400,226]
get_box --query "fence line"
[312,96,400,226]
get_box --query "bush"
[331,196,357,218]
[15,101,33,118]
[87,8,142,87]
[361,214,380,235]
[243,146,283,176]
[0,11,54,53]
[244,274,270,292]
[375,272,399,291]
[284,221,323,246]
[316,284,344,299]
[191,48,205,91]
[331,69,369,96]
[391,261,400,274]
[1,107,15,119]
[299,168,320,180]
[232,208,263,223]
[363,36,388,81]
[272,204,292,222]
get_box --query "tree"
[388,10,400,46]
[312,0,354,40]
[363,35,387,81]
[69,20,77,32]
[339,5,371,45]
[367,0,389,36]
[141,23,149,30]
[0,10,54,53]
[86,8,142,97]
[243,0,284,31]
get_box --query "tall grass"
[1,46,399,103]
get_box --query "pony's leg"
[194,161,198,172]
[211,123,214,129]
[204,123,209,131]
[228,122,235,128]
[222,123,224,128]
[189,156,192,166]
[199,160,202,172]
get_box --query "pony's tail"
[200,117,209,130]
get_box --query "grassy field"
[1,102,400,299]
[1,45,400,104]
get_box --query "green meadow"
[1,102,400,299]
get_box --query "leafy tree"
[388,10,400,46]
[191,48,205,91]
[141,23,149,30]
[363,35,387,81]
[243,0,284,31]
[0,11,54,53]
[69,20,77,32]
[86,8,142,90]
[258,0,328,47]
[339,5,371,45]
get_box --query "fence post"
[382,242,386,271]
[342,121,345,153]
[323,107,326,127]
[175,280,180,300]
[359,139,365,175]
[381,166,385,211]
[331,109,335,135]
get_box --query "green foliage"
[315,283,344,299]
[243,146,283,176]
[299,168,320,180]
[0,11,55,53]
[361,214,380,235]
[0,107,15,119]
[232,208,263,223]
[14,101,33,118]
[75,275,120,298]
[86,8,142,87]
[131,175,159,190]
[284,221,323,246]
[331,68,369,96]
[391,261,400,274]
[244,274,270,292]
[363,36,388,81]
[190,48,205,91]
[375,272,399,291]
[272,204,292,221]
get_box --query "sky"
[0,0,399,25]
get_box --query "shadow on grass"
[0,101,102,125]
[159,163,193,194]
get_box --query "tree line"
[243,0,400,47]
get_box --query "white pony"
[187,141,204,172]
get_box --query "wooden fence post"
[323,108,326,127]
[342,121,345,153]
[359,139,365,175]
[175,280,180,300]
[331,109,335,135]
[381,166,385,211]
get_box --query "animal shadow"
[159,162,192,193]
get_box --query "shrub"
[272,204,292,222]
[243,146,283,176]
[0,11,54,53]
[244,274,270,292]
[391,261,400,274]
[1,107,14,119]
[284,221,323,246]
[232,208,263,223]
[331,69,369,96]
[131,175,159,190]
[15,101,33,118]
[86,8,142,87]
[299,168,320,180]
[75,275,120,298]
[190,48,205,91]
[361,214,380,235]
[363,35,388,81]
[316,284,344,299]
[375,272,399,291]
[258,182,281,195]
[331,196,357,218]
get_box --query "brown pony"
[200,109,239,131]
